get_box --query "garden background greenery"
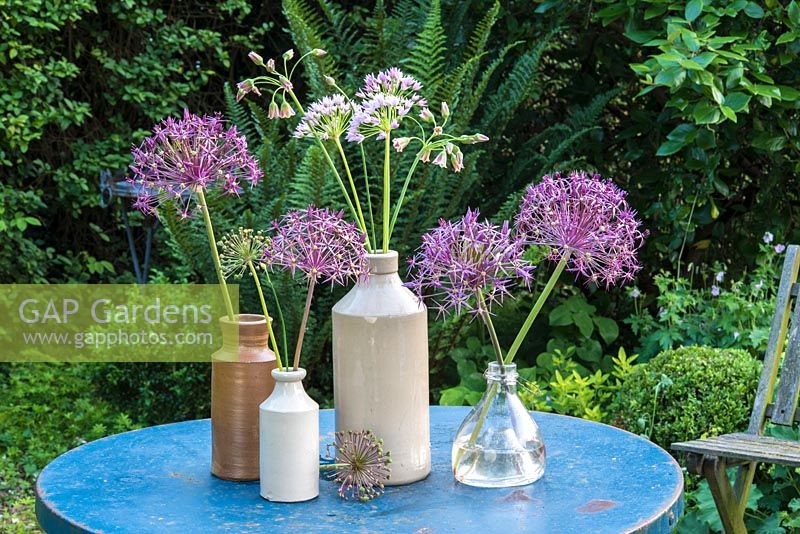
[2,0,800,531]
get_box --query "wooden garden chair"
[672,244,800,534]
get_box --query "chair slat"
[672,434,800,466]
[748,245,800,432]
[772,293,800,425]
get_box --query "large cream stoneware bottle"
[332,251,431,485]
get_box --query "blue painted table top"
[36,406,683,533]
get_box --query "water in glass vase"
[451,362,546,487]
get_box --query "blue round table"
[36,407,683,533]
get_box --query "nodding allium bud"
[283,49,295,61]
[392,137,411,152]
[324,75,336,86]
[432,150,447,168]
[268,101,280,119]
[279,77,293,92]
[441,102,450,119]
[420,146,432,162]
[235,80,260,102]
[472,133,489,144]
[248,51,264,66]
[312,48,327,57]
[450,148,464,172]
[266,58,276,73]
[280,101,295,118]
[419,108,434,122]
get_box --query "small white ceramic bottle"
[259,368,319,502]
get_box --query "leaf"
[711,85,724,104]
[549,303,573,326]
[744,2,765,18]
[720,105,737,122]
[594,317,619,344]
[724,92,751,112]
[693,102,721,124]
[656,139,686,156]
[667,123,697,142]
[776,32,797,45]
[680,59,706,71]
[624,29,659,44]
[753,85,782,99]
[789,1,800,26]
[574,312,594,338]
[685,0,704,22]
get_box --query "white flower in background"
[715,271,725,282]
[711,285,721,297]
[763,231,774,244]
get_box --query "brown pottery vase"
[211,313,276,480]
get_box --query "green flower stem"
[335,139,370,250]
[383,132,391,253]
[477,289,504,367]
[248,261,284,371]
[387,151,422,243]
[319,463,347,470]
[264,269,288,362]
[196,189,234,320]
[453,292,503,469]
[293,278,316,371]
[504,253,569,364]
[360,144,377,251]
[287,90,365,241]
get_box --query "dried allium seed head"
[329,430,392,502]
[218,227,269,279]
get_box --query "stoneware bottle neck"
[366,250,399,276]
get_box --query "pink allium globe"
[514,171,646,287]
[263,206,368,286]
[407,208,534,317]
[347,68,427,143]
[129,109,262,219]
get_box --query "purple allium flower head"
[294,94,353,141]
[407,208,534,317]
[514,171,646,287]
[263,206,368,286]
[346,68,426,143]
[129,109,262,219]
[775,243,786,253]
[715,270,725,282]
[711,285,721,297]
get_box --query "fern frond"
[480,32,556,133]
[223,83,258,146]
[457,40,524,128]
[282,0,339,96]
[403,0,447,101]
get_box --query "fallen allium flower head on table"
[325,430,392,502]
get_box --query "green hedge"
[610,346,761,450]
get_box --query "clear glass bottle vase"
[451,362,546,487]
